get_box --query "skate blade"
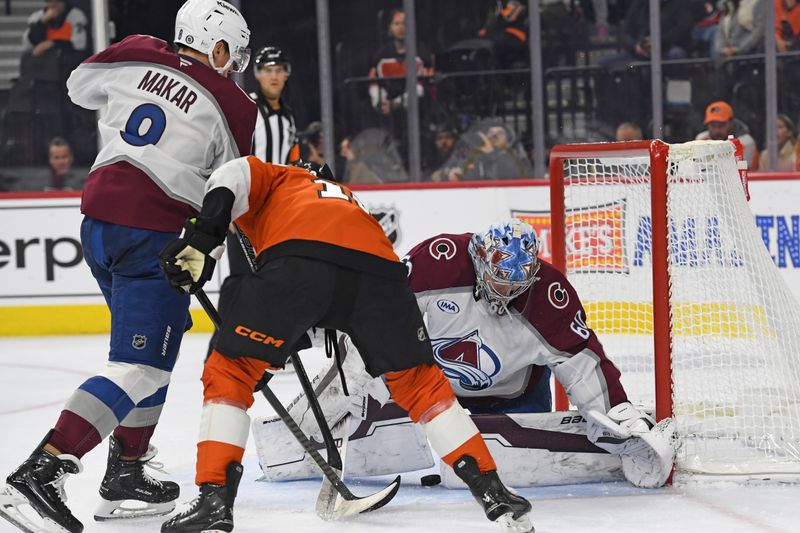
[0,484,72,533]
[94,498,176,521]
[496,511,535,533]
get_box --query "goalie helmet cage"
[548,139,800,480]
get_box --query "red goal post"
[549,140,673,421]
[547,139,800,479]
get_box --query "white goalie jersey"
[406,233,629,415]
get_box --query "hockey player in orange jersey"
[158,158,534,533]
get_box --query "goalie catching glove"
[585,402,676,488]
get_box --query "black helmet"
[292,159,335,182]
[253,46,291,75]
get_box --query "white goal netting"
[554,140,800,478]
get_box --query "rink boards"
[0,176,799,335]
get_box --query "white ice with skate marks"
[0,334,798,533]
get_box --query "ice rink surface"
[1,334,799,533]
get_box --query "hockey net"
[549,139,800,479]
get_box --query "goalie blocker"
[252,335,675,489]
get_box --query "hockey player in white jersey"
[254,219,675,494]
[0,2,255,533]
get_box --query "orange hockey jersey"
[206,156,405,279]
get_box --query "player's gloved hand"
[159,218,226,294]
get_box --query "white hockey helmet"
[174,0,251,75]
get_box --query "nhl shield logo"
[370,205,400,246]
[132,335,147,350]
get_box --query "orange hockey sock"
[386,364,497,473]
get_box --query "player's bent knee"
[202,350,272,407]
[98,361,171,405]
[384,364,455,422]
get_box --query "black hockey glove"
[160,218,226,294]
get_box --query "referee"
[210,46,308,362]
[251,46,299,164]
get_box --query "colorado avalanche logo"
[428,237,457,260]
[547,282,570,309]
[432,330,501,391]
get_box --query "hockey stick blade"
[260,385,401,516]
[316,474,401,521]
[315,414,348,519]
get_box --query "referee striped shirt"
[251,91,299,164]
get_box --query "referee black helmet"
[253,46,291,75]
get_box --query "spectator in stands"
[616,121,645,141]
[691,0,721,56]
[367,9,434,166]
[298,121,325,166]
[600,0,696,68]
[712,0,766,62]
[451,123,533,181]
[340,128,409,183]
[695,100,759,169]
[340,136,383,184]
[775,0,800,52]
[426,124,458,181]
[21,137,84,191]
[758,114,797,171]
[478,0,528,66]
[368,9,433,117]
[592,0,611,40]
[23,0,88,57]
[46,136,77,189]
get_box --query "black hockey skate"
[94,435,180,521]
[453,455,534,533]
[161,462,242,533]
[0,441,83,533]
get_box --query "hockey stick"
[287,350,352,517]
[225,223,382,516]
[195,253,399,517]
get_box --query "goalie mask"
[468,219,541,314]
[174,0,251,75]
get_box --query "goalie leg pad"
[441,411,625,488]
[253,336,412,481]
[252,402,434,481]
[284,334,387,439]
